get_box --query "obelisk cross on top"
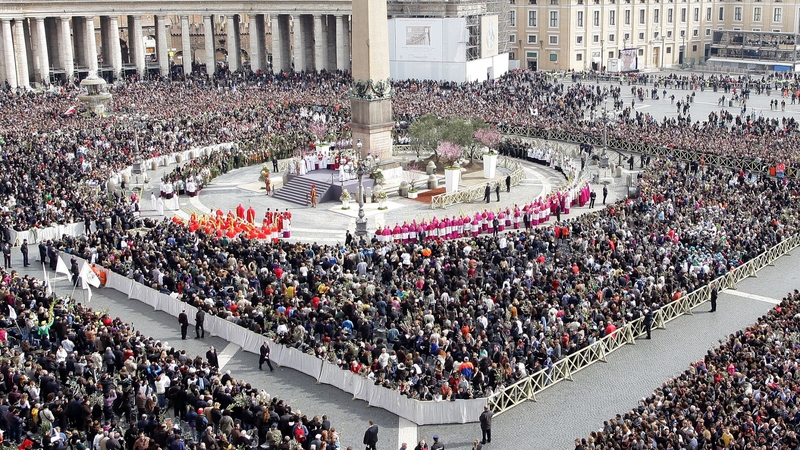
[349,0,394,161]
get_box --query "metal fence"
[496,124,796,179]
[487,232,800,417]
[429,157,526,209]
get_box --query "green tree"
[407,115,485,164]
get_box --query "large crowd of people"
[0,67,798,447]
[580,290,800,449]
[47,155,800,401]
[1,68,800,235]
[0,264,341,450]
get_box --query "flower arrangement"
[259,164,270,181]
[340,190,352,209]
[377,191,389,210]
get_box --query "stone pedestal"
[350,0,393,162]
[483,154,498,179]
[351,97,393,161]
[445,168,461,193]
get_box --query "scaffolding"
[387,0,511,57]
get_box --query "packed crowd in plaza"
[1,68,800,233]
[0,265,341,450]
[0,67,798,449]
[46,155,799,401]
[579,289,800,449]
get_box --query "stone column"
[203,15,215,76]
[249,13,264,73]
[84,15,98,73]
[326,16,336,71]
[226,15,240,72]
[44,18,59,70]
[336,15,348,71]
[270,15,281,73]
[100,17,111,68]
[312,15,323,71]
[180,15,191,75]
[12,19,29,87]
[32,17,49,83]
[72,16,85,68]
[59,17,73,80]
[155,15,169,77]
[130,15,145,75]
[108,16,122,79]
[1,19,17,89]
[293,15,304,72]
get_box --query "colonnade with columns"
[0,11,350,90]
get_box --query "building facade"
[508,0,800,71]
[0,1,353,89]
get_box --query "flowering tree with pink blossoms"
[474,128,503,154]
[438,141,463,168]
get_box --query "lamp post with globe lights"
[354,139,376,237]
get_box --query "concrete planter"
[483,153,498,179]
[445,167,461,193]
[408,191,419,199]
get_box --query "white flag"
[85,285,93,302]
[80,262,101,289]
[8,305,16,320]
[55,255,70,276]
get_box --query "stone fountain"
[78,71,113,116]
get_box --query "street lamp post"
[354,139,375,237]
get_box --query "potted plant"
[407,186,419,199]
[377,190,388,209]
[475,128,502,179]
[340,190,352,210]
[438,141,463,194]
[372,168,385,186]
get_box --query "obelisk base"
[351,97,394,161]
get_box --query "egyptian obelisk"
[350,0,394,160]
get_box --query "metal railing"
[487,232,800,417]
[429,156,526,209]
[496,124,797,179]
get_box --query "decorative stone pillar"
[292,15,304,72]
[350,0,393,160]
[313,15,323,71]
[203,15,215,76]
[155,15,169,77]
[336,15,348,71]
[59,17,73,80]
[226,15,240,72]
[12,19,29,87]
[1,19,17,89]
[180,15,191,75]
[84,15,98,73]
[32,18,50,83]
[108,16,122,78]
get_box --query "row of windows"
[733,6,782,22]
[511,6,783,27]
[510,26,714,45]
